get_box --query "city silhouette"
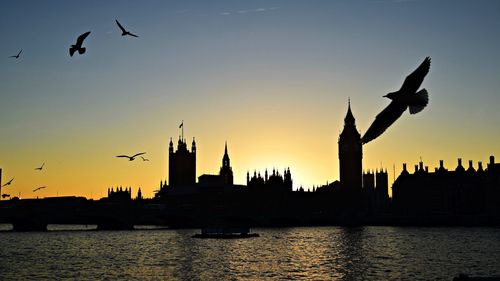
[2,2,500,279]
[1,101,499,231]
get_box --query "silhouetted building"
[219,142,233,185]
[107,186,131,202]
[338,101,362,192]
[169,137,196,187]
[392,156,500,216]
[363,170,375,193]
[374,169,389,209]
[136,188,143,200]
[247,168,292,192]
[197,142,235,187]
[362,169,389,211]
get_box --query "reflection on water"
[0,226,499,280]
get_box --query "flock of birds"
[6,14,432,198]
[1,163,46,198]
[9,19,138,59]
[1,151,149,199]
[3,19,147,199]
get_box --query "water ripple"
[1,226,500,280]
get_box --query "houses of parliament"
[1,102,499,228]
[154,101,390,211]
[152,100,499,222]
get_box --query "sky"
[1,0,499,199]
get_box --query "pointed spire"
[344,98,355,125]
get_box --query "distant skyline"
[1,0,499,199]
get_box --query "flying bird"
[9,49,22,59]
[69,31,91,57]
[35,163,45,171]
[115,20,139,38]
[362,57,431,144]
[141,156,150,161]
[2,178,14,187]
[116,152,146,161]
[1,194,10,198]
[33,186,46,192]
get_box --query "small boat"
[192,226,259,239]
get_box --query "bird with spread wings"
[2,178,14,187]
[10,49,22,59]
[116,152,146,161]
[35,162,45,171]
[362,57,431,144]
[69,31,91,57]
[33,186,46,192]
[116,20,139,38]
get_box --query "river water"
[0,225,499,280]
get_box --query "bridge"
[0,197,168,231]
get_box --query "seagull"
[141,156,150,161]
[362,57,431,144]
[116,152,146,161]
[35,163,45,171]
[116,20,139,38]
[69,31,91,57]
[33,186,46,192]
[1,194,10,198]
[2,178,14,187]
[10,49,22,59]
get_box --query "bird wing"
[361,101,407,144]
[399,57,431,94]
[116,20,127,33]
[128,32,139,38]
[76,31,91,46]
[33,186,46,192]
[116,155,131,158]
[18,49,22,56]
[132,152,146,158]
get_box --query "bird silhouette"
[141,156,150,161]
[9,49,22,59]
[69,31,91,57]
[362,57,431,144]
[2,178,14,187]
[116,152,146,161]
[33,186,46,192]
[1,194,10,199]
[116,20,139,38]
[35,163,45,171]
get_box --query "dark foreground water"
[0,225,499,280]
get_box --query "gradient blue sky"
[1,0,499,199]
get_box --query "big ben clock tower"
[338,100,362,192]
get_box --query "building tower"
[219,142,234,185]
[168,136,196,187]
[338,100,363,192]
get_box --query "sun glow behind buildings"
[1,0,500,199]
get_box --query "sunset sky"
[1,0,499,199]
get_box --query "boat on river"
[192,226,259,239]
